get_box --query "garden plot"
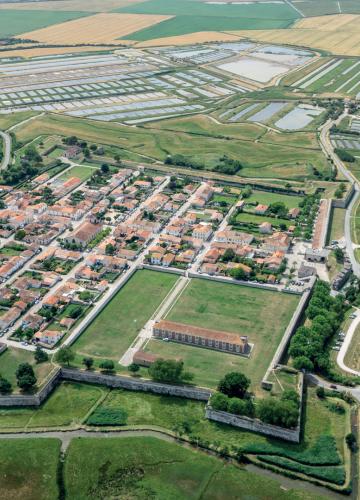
[331,136,360,150]
[275,104,324,130]
[351,119,360,133]
[294,57,360,95]
[247,101,288,123]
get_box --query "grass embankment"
[64,436,324,500]
[0,438,60,500]
[13,113,330,182]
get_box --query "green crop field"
[74,270,179,361]
[0,382,106,430]
[13,113,329,182]
[0,10,89,37]
[0,347,53,392]
[0,438,60,500]
[296,58,360,96]
[120,0,298,40]
[290,0,360,16]
[146,278,299,390]
[64,436,326,500]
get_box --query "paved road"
[0,130,11,171]
[307,373,360,403]
[337,309,360,376]
[319,114,360,276]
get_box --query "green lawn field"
[328,207,345,243]
[246,190,303,209]
[0,10,89,37]
[146,279,299,390]
[0,438,60,500]
[58,164,97,182]
[0,382,106,430]
[74,270,179,360]
[64,436,326,500]
[13,113,329,182]
[235,211,291,229]
[0,347,54,392]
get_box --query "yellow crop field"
[227,14,360,56]
[0,0,143,11]
[136,31,243,48]
[0,45,132,59]
[16,12,173,45]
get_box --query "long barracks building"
[153,320,250,355]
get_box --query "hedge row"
[87,407,128,426]
[258,456,345,485]
[243,435,341,466]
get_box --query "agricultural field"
[119,0,299,41]
[0,9,89,37]
[73,270,179,361]
[290,0,360,17]
[0,347,54,391]
[64,436,327,500]
[0,0,144,12]
[145,278,299,390]
[0,438,60,500]
[17,12,172,44]
[291,57,360,97]
[228,14,360,57]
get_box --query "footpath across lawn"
[146,278,299,390]
[74,270,179,361]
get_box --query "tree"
[257,398,299,428]
[34,346,48,364]
[229,267,247,281]
[149,359,190,384]
[0,375,12,394]
[105,243,115,256]
[222,248,235,262]
[55,346,74,366]
[334,247,344,263]
[346,432,357,452]
[228,397,254,417]
[128,363,140,374]
[218,372,250,399]
[293,356,314,372]
[16,363,37,391]
[101,163,109,174]
[316,386,326,399]
[99,360,115,373]
[15,229,26,241]
[210,392,229,411]
[82,357,94,370]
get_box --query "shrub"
[218,372,250,399]
[210,392,229,411]
[258,456,345,485]
[228,397,255,417]
[243,435,341,466]
[87,407,128,426]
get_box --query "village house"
[263,232,291,253]
[216,230,254,246]
[64,221,103,248]
[259,221,272,234]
